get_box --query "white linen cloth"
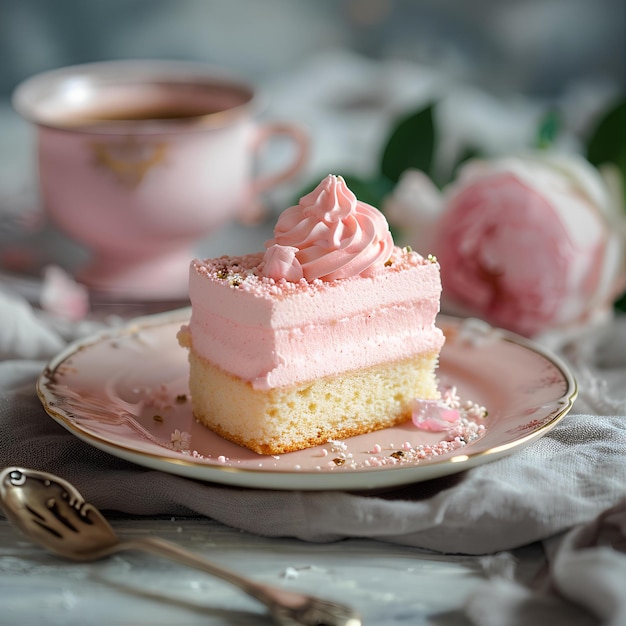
[1,285,625,625]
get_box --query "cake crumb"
[282,567,299,580]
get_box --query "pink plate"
[37,309,577,491]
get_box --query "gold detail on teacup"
[90,138,168,188]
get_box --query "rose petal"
[411,398,461,432]
[40,265,90,321]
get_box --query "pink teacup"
[13,60,309,299]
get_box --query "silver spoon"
[0,466,361,626]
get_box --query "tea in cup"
[13,60,309,299]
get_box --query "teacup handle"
[242,122,309,222]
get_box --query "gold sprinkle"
[153,414,164,422]
[427,254,438,263]
[216,268,228,279]
[332,457,346,466]
[384,258,393,267]
[390,450,404,459]
[175,394,188,404]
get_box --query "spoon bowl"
[0,467,119,559]
[0,466,361,626]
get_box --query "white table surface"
[0,516,546,626]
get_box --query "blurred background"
[0,0,624,298]
[1,0,623,179]
[1,0,624,98]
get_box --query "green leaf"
[536,109,561,149]
[380,104,436,185]
[340,173,394,208]
[614,289,626,313]
[587,98,626,165]
[450,145,483,179]
[586,98,626,207]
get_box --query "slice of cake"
[178,175,445,454]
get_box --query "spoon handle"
[118,536,360,626]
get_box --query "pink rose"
[433,154,625,337]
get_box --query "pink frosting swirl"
[262,175,394,282]
[262,244,304,282]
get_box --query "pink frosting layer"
[185,247,444,390]
[262,174,394,282]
